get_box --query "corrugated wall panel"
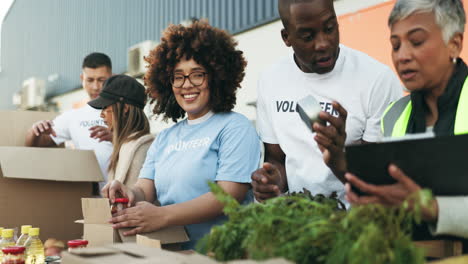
[0,0,279,109]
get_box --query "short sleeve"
[256,77,279,144]
[50,111,73,144]
[138,135,159,180]
[363,67,403,142]
[215,117,261,183]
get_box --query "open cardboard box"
[0,111,104,242]
[76,198,189,249]
[61,243,293,264]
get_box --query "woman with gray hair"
[345,0,468,240]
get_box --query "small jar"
[67,240,88,253]
[111,198,129,214]
[80,240,88,248]
[2,246,25,264]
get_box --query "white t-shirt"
[51,104,113,183]
[256,45,402,201]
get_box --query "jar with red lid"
[67,240,88,253]
[1,246,25,264]
[111,198,129,214]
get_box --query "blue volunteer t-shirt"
[139,111,261,249]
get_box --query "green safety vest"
[381,78,468,137]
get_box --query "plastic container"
[1,246,25,264]
[111,198,129,214]
[24,228,44,264]
[66,240,88,253]
[15,226,31,247]
[0,230,16,260]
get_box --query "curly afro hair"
[144,20,247,122]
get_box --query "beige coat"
[108,134,154,188]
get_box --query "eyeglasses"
[171,72,207,88]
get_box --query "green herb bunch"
[198,183,430,264]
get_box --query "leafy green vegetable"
[198,182,429,264]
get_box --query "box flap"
[136,234,161,248]
[69,247,119,257]
[0,147,103,182]
[62,248,140,264]
[110,243,188,260]
[142,225,189,244]
[0,110,58,146]
[117,228,134,243]
[83,224,116,248]
[82,198,111,224]
[117,225,189,244]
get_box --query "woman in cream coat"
[88,74,154,188]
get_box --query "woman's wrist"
[131,187,146,203]
[158,205,173,228]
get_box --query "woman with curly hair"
[103,20,261,249]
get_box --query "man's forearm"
[330,159,347,184]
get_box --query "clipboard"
[345,133,468,195]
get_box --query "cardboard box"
[61,243,293,264]
[77,198,189,248]
[0,110,58,146]
[0,111,104,242]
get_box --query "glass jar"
[111,198,129,214]
[1,246,25,264]
[67,240,88,253]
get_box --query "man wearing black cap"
[25,53,114,186]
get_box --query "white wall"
[0,0,14,72]
[233,20,289,121]
[50,88,87,111]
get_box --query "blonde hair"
[108,102,150,173]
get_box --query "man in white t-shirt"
[25,53,114,186]
[251,0,403,202]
